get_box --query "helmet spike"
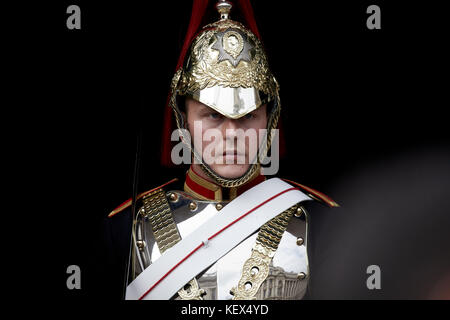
[216,0,233,20]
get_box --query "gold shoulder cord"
[141,188,205,300]
[230,204,299,300]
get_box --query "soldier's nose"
[222,118,240,137]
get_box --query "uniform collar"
[184,165,266,201]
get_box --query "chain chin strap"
[169,70,281,188]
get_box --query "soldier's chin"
[210,163,250,179]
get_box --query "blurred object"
[307,145,450,299]
[427,272,450,300]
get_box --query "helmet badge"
[212,29,252,67]
[223,31,244,59]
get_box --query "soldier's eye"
[209,112,221,119]
[244,113,254,119]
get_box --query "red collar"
[184,166,266,201]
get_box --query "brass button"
[168,192,179,203]
[215,203,223,211]
[250,266,259,276]
[136,240,146,251]
[189,201,198,211]
[296,237,304,246]
[297,272,306,280]
[294,206,304,218]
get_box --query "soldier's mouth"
[223,150,245,156]
[222,150,246,164]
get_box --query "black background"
[15,0,449,303]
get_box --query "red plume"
[161,0,209,167]
[236,0,260,39]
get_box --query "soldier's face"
[185,98,267,179]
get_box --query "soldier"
[105,0,338,300]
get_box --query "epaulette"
[107,178,178,218]
[282,178,340,208]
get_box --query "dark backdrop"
[26,0,449,301]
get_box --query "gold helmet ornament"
[169,0,281,188]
